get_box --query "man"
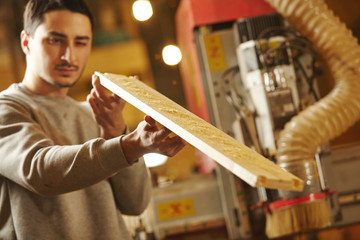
[0,0,185,239]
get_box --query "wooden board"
[95,72,303,191]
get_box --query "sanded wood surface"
[95,72,303,191]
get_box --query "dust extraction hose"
[264,0,360,198]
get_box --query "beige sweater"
[0,84,151,240]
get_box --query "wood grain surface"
[95,72,303,191]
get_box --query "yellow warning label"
[204,34,227,71]
[157,198,195,221]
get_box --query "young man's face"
[25,10,92,89]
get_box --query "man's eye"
[76,41,87,46]
[48,38,63,44]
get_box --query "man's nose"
[60,45,75,63]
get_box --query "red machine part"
[175,0,275,120]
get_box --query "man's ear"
[20,30,31,55]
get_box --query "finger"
[129,75,139,80]
[88,96,112,127]
[109,94,126,110]
[92,74,101,89]
[163,144,185,157]
[92,75,111,105]
[159,136,186,156]
[164,135,186,147]
[144,115,156,126]
[153,127,172,142]
[110,93,121,103]
[117,98,126,110]
[88,88,110,116]
[87,94,102,116]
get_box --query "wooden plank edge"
[95,72,304,192]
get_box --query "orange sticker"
[157,198,195,221]
[204,34,227,71]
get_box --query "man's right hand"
[121,115,186,163]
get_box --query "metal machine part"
[175,1,275,238]
[259,0,360,236]
[233,7,360,237]
[233,13,319,157]
[266,0,360,200]
[194,12,324,238]
[177,0,360,237]
[319,143,360,227]
[150,174,225,239]
[194,22,258,239]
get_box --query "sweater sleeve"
[0,98,132,196]
[109,157,152,215]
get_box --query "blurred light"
[132,0,153,21]
[143,153,168,168]
[162,45,182,66]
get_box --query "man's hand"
[121,115,186,163]
[87,75,126,139]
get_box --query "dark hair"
[23,0,94,36]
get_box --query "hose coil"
[265,0,360,197]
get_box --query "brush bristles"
[266,200,331,238]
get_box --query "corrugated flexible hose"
[264,0,360,198]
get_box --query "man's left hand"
[87,74,126,139]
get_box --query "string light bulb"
[132,0,153,21]
[162,45,182,66]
